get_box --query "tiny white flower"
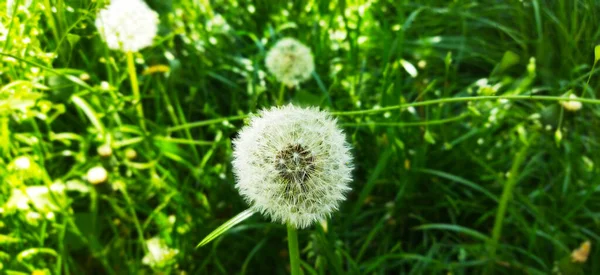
[232,105,353,229]
[265,38,315,87]
[97,144,112,157]
[87,166,108,185]
[7,0,33,17]
[13,156,31,170]
[95,0,159,52]
[560,94,582,112]
[142,237,179,268]
[4,184,67,214]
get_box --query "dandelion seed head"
[95,0,159,52]
[232,105,353,229]
[265,38,315,87]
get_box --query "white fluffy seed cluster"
[95,0,159,52]
[265,38,315,87]
[232,105,353,229]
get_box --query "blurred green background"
[1,0,599,274]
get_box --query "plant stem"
[331,95,600,116]
[278,83,286,105]
[486,137,531,273]
[126,51,146,131]
[287,224,301,275]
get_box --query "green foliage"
[1,0,599,274]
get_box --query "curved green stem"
[287,224,301,275]
[127,51,146,131]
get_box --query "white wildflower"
[560,94,582,112]
[265,38,315,87]
[4,183,67,214]
[142,237,179,268]
[206,13,231,33]
[95,0,159,52]
[7,0,33,17]
[232,105,353,229]
[97,144,112,157]
[13,156,31,170]
[86,166,108,185]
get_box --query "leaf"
[414,224,490,242]
[66,34,81,48]
[196,209,254,248]
[498,50,520,72]
[595,45,600,63]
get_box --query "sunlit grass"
[1,0,599,274]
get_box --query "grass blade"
[196,209,254,248]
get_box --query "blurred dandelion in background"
[95,0,159,52]
[232,104,353,229]
[265,38,315,88]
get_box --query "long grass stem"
[127,51,146,131]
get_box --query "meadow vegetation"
[0,0,599,274]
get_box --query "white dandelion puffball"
[560,94,583,112]
[95,0,159,52]
[232,105,353,229]
[265,38,315,87]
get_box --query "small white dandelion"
[265,38,315,87]
[232,105,353,229]
[95,0,159,52]
[87,166,108,185]
[560,94,583,112]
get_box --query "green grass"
[1,0,600,274]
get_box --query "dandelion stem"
[278,83,286,105]
[127,51,146,131]
[287,224,301,275]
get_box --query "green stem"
[121,187,148,254]
[127,51,146,131]
[278,83,286,105]
[331,95,600,116]
[287,224,301,275]
[486,138,532,273]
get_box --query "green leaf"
[196,209,254,248]
[595,45,600,63]
[66,34,81,48]
[414,224,490,242]
[498,50,520,72]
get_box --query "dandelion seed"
[560,94,582,112]
[232,105,353,229]
[265,38,315,87]
[95,0,159,52]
